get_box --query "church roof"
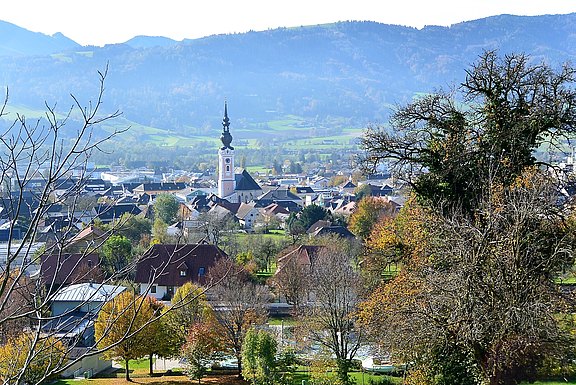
[235,169,262,191]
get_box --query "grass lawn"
[288,370,402,385]
[53,374,247,385]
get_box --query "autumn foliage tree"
[359,51,576,385]
[0,333,66,384]
[348,196,396,240]
[95,291,158,381]
[181,319,226,384]
[165,282,210,348]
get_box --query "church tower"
[217,102,236,198]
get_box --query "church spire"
[220,101,234,150]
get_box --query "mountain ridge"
[0,14,575,146]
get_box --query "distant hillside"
[0,20,80,56]
[0,14,575,145]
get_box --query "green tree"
[298,204,330,231]
[95,292,157,381]
[152,217,171,244]
[165,282,210,347]
[254,236,280,272]
[242,328,278,385]
[361,50,576,215]
[116,213,152,245]
[353,183,372,200]
[101,234,133,275]
[286,212,306,243]
[154,193,180,224]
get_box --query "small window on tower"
[226,165,230,172]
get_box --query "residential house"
[235,202,261,230]
[306,220,355,239]
[92,203,142,224]
[261,203,290,228]
[339,179,357,195]
[39,252,103,290]
[255,187,303,210]
[134,243,227,300]
[42,283,126,378]
[132,182,187,198]
[275,245,325,274]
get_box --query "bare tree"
[208,258,269,377]
[0,68,223,384]
[299,242,363,385]
[270,254,310,313]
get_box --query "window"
[87,259,93,268]
[198,267,205,277]
[151,285,157,294]
[226,165,230,172]
[180,270,187,277]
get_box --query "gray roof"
[51,283,126,303]
[235,169,262,191]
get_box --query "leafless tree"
[270,255,310,313]
[299,242,363,385]
[208,258,269,377]
[0,68,224,384]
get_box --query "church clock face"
[225,158,231,164]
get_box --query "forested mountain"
[0,13,575,143]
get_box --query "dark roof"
[311,225,355,238]
[307,220,332,234]
[121,182,142,193]
[134,243,227,286]
[135,182,187,192]
[258,188,301,201]
[40,253,103,287]
[93,203,142,223]
[340,181,356,189]
[234,169,262,191]
[262,203,290,216]
[295,186,315,194]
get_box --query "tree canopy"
[359,51,576,385]
[361,50,576,214]
[95,292,158,381]
[154,193,180,224]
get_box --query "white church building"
[217,103,262,203]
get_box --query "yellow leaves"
[95,291,158,361]
[349,196,396,240]
[0,333,66,384]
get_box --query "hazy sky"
[3,0,576,46]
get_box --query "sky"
[3,0,576,46]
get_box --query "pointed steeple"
[223,101,230,132]
[220,101,234,150]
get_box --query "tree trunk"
[237,352,243,379]
[149,353,154,376]
[125,359,131,382]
